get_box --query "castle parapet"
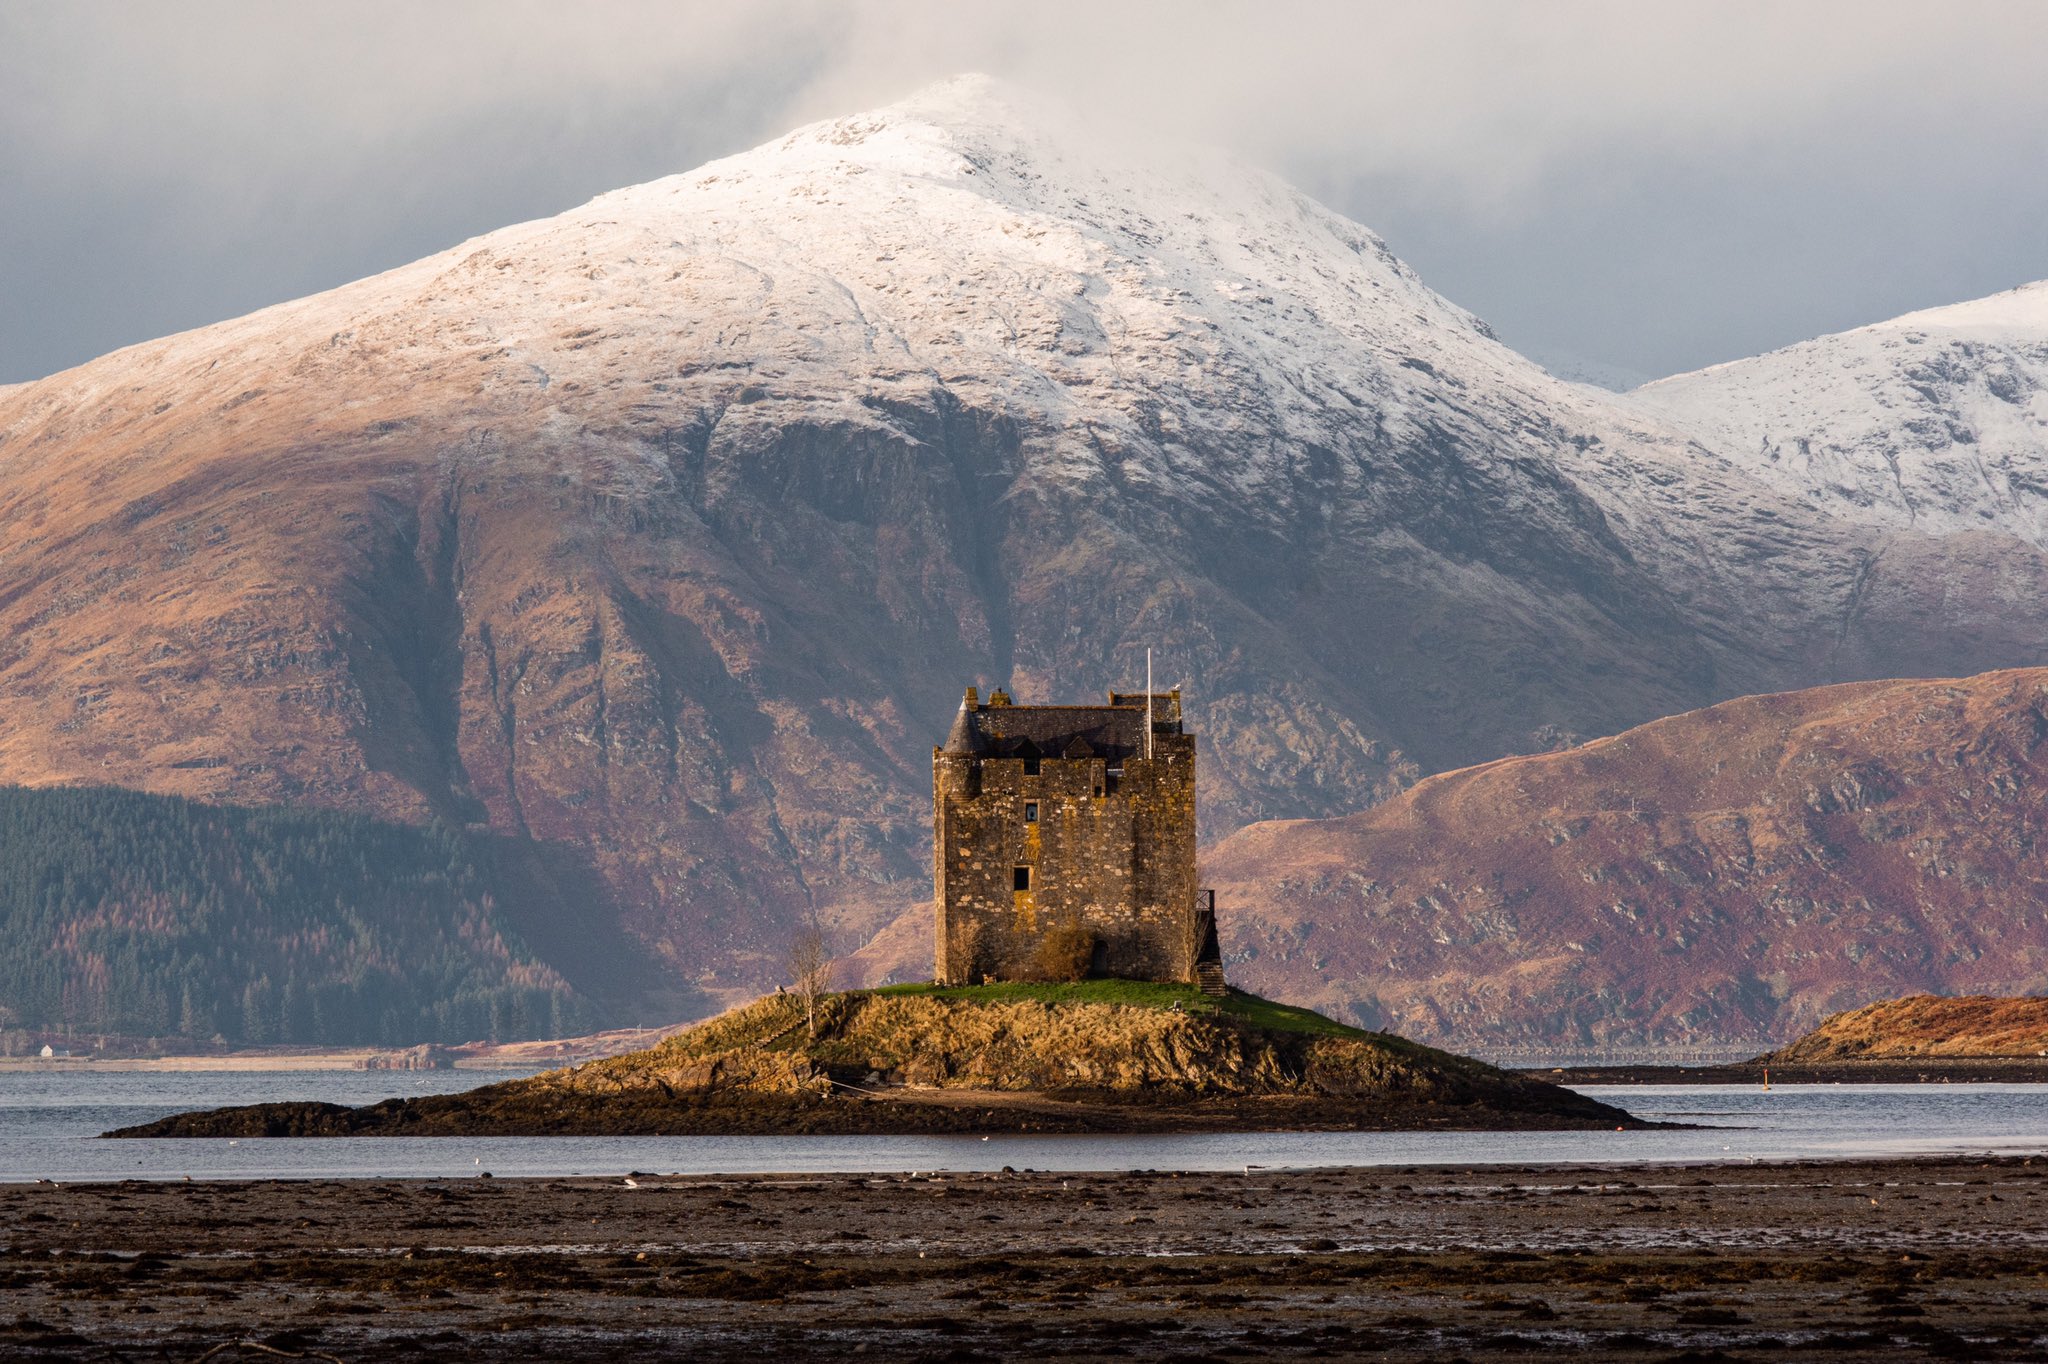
[932,685,1218,988]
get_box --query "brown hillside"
[1767,994,2048,1062]
[1204,670,2048,1049]
[9,86,2048,1022]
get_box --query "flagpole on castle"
[1145,647,1154,761]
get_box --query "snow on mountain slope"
[5,77,1491,499]
[1632,281,2048,545]
[0,75,1821,567]
[7,75,2048,1022]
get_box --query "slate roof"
[941,703,1147,761]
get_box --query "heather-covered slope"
[1205,668,2048,1049]
[1766,994,2048,1062]
[108,983,1634,1135]
[8,77,2048,1016]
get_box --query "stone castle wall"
[933,694,1199,985]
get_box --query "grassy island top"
[871,980,1379,1040]
[574,977,1499,1098]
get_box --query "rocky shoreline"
[106,1083,1637,1139]
[4,1155,2045,1360]
[1537,1058,2048,1085]
[109,986,1644,1138]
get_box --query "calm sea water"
[2,1070,2045,1182]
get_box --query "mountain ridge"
[1632,278,2048,545]
[5,76,2048,1025]
[1199,665,2048,1048]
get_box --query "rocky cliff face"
[1203,668,2048,1049]
[6,77,2048,1019]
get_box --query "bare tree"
[787,926,833,1040]
[1176,905,1207,983]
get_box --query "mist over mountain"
[3,77,2046,1037]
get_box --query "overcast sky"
[5,0,2046,386]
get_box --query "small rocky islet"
[1765,993,2048,1064]
[1547,992,2048,1085]
[108,983,1640,1137]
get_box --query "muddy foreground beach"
[2,1155,2045,1361]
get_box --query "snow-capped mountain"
[4,75,2047,1019]
[1633,281,2048,545]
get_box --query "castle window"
[1013,866,1032,891]
[1023,801,1038,823]
[1023,756,1040,776]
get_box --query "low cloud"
[5,0,2046,381]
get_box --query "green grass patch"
[866,979,1377,1039]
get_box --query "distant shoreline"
[0,1054,547,1074]
[1530,1058,2048,1084]
[0,1023,694,1074]
[22,1053,2048,1082]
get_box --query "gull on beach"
[623,1177,640,1188]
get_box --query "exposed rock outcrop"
[1766,994,2048,1062]
[108,986,1637,1136]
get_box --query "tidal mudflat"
[2,1155,2044,1360]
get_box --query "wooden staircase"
[1192,893,1227,996]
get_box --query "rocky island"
[108,983,1637,1137]
[1763,994,2048,1073]
[1545,993,2048,1085]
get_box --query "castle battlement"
[933,686,1222,989]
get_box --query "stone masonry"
[933,686,1223,988]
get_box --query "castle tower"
[932,685,1224,991]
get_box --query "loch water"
[2,1070,2046,1182]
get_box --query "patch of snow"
[7,72,2035,671]
[1631,282,2048,546]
